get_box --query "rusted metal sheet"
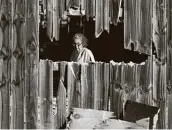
[25,0,39,128]
[39,60,53,129]
[124,0,152,55]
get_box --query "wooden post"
[103,63,110,110]
[54,61,67,129]
[10,0,25,128]
[152,0,168,128]
[109,62,123,119]
[0,0,11,128]
[67,62,81,113]
[25,0,39,128]
[39,60,53,129]
[81,63,89,108]
[167,0,172,128]
[55,78,66,128]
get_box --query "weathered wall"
[124,0,170,128]
[124,0,152,55]
[0,0,10,128]
[0,0,39,129]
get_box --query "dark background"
[39,16,148,63]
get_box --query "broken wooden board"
[124,100,159,129]
[69,108,114,129]
[94,118,149,129]
[68,108,148,129]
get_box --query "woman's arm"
[89,51,95,62]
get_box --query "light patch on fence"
[53,62,59,71]
[128,61,135,67]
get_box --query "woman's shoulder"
[83,48,93,54]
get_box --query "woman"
[70,33,95,63]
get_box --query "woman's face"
[73,38,83,52]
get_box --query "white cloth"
[70,48,95,64]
